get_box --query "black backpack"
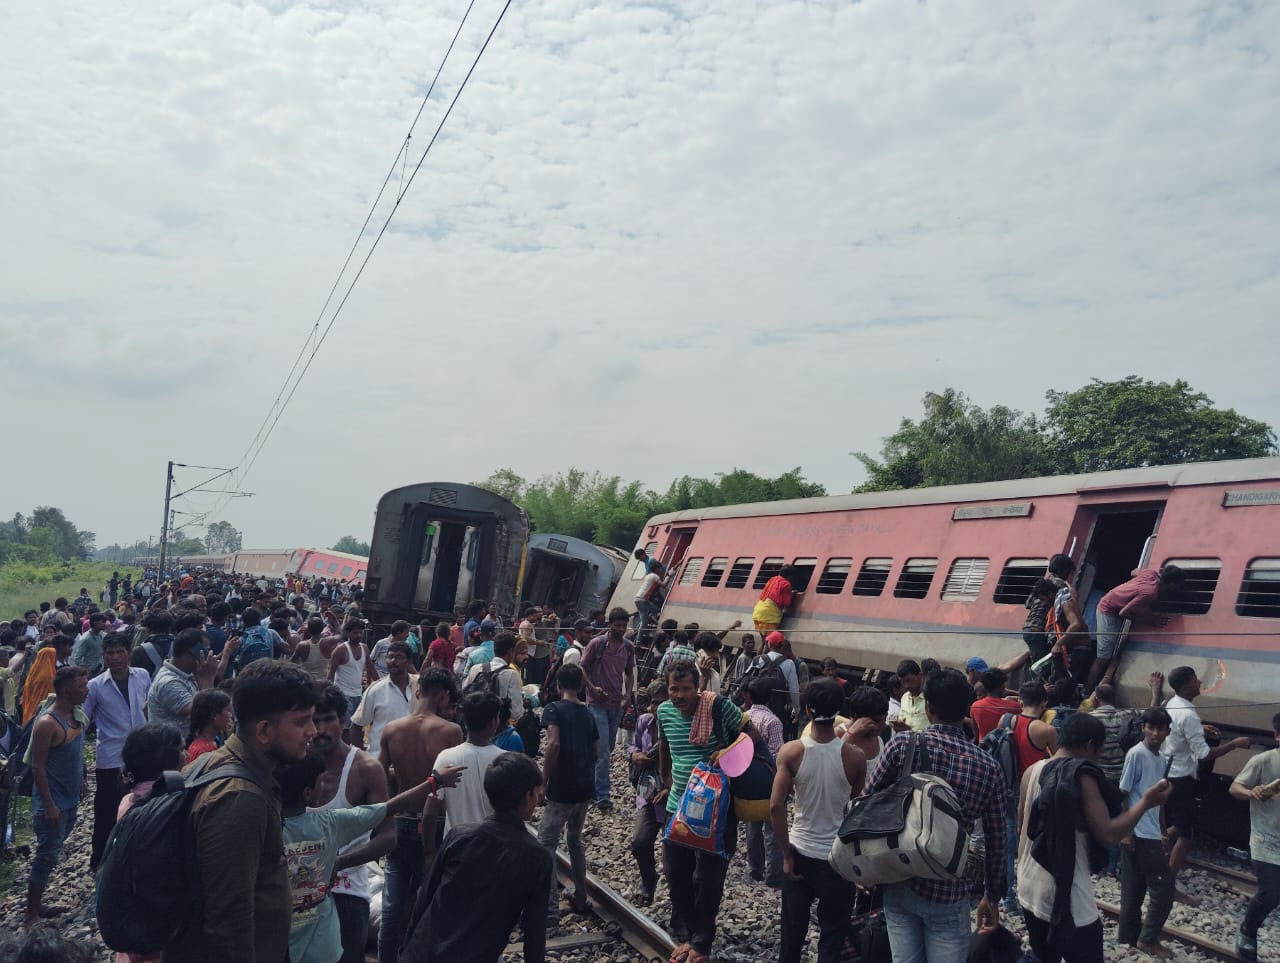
[1,709,37,797]
[1118,712,1144,753]
[95,758,262,954]
[978,713,1019,796]
[732,653,790,720]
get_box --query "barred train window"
[726,557,756,589]
[941,558,989,602]
[893,558,938,600]
[853,558,893,597]
[993,558,1048,604]
[679,557,704,586]
[701,557,728,588]
[816,558,853,595]
[752,557,784,590]
[1151,558,1221,616]
[1238,559,1280,618]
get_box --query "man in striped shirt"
[861,668,1007,961]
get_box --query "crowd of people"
[0,553,1275,963]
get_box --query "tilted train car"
[361,482,530,629]
[524,534,627,616]
[608,457,1280,738]
[288,547,369,582]
[230,550,295,578]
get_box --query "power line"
[222,0,486,507]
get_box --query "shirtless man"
[375,667,462,963]
[291,616,336,681]
[309,684,392,963]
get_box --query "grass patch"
[0,561,143,620]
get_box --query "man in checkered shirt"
[860,668,1007,961]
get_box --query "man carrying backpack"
[463,633,525,728]
[735,631,799,740]
[861,669,1007,960]
[160,660,317,962]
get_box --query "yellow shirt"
[900,690,929,732]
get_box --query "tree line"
[476,377,1275,549]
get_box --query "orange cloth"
[21,647,57,725]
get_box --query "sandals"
[670,943,692,963]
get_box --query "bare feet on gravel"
[1172,888,1201,907]
[1137,941,1173,958]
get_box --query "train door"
[661,528,698,576]
[1070,504,1164,624]
[413,518,481,614]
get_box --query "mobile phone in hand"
[1163,757,1174,780]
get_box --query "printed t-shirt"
[543,700,596,803]
[656,697,744,814]
[285,803,387,963]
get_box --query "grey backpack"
[829,732,969,887]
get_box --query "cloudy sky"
[4,0,1278,551]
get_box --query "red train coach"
[609,457,1280,735]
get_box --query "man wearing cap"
[464,619,498,672]
[964,657,989,690]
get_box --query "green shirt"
[657,698,744,814]
[1234,749,1280,866]
[284,803,387,963]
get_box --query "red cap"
[765,631,786,647]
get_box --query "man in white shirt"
[1161,665,1250,901]
[424,689,506,849]
[351,641,417,756]
[633,561,665,634]
[369,620,412,679]
[463,633,525,724]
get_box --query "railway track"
[1093,897,1240,961]
[544,848,675,962]
[1189,855,1260,898]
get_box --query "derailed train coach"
[609,457,1280,739]
[524,533,627,616]
[362,482,530,629]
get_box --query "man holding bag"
[657,659,761,963]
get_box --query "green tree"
[855,389,1056,492]
[205,520,243,554]
[332,535,370,555]
[1044,377,1278,473]
[169,535,207,556]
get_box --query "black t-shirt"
[543,700,596,804]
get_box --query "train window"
[941,557,990,602]
[327,562,339,574]
[341,565,353,577]
[631,541,659,580]
[1152,558,1221,616]
[701,557,728,588]
[356,570,367,580]
[853,558,893,596]
[790,557,818,592]
[726,557,756,589]
[679,557,705,586]
[313,560,325,572]
[893,558,938,599]
[993,558,1048,604]
[815,558,852,595]
[753,558,784,590]
[1237,559,1280,618]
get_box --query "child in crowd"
[279,753,462,963]
[186,689,233,762]
[1117,707,1175,957]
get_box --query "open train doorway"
[1073,506,1163,625]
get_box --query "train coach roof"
[645,457,1280,525]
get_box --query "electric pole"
[158,461,174,578]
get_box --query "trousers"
[1243,858,1280,937]
[780,851,856,963]
[1022,910,1104,963]
[91,767,124,871]
[663,840,732,954]
[378,815,424,963]
[630,803,664,891]
[538,800,590,914]
[1117,837,1174,945]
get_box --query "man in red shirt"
[969,668,1020,740]
[1091,565,1184,693]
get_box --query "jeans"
[345,694,362,725]
[780,851,857,963]
[588,705,622,802]
[333,893,369,963]
[1118,837,1174,945]
[1243,859,1280,937]
[663,838,732,953]
[378,815,424,963]
[634,599,660,633]
[91,766,124,872]
[30,806,78,886]
[882,882,971,963]
[538,799,590,914]
[744,818,782,884]
[1004,793,1018,903]
[1023,910,1104,963]
[630,803,664,892]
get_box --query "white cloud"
[2,0,1277,548]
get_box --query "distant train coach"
[362,482,530,628]
[523,534,627,616]
[607,457,1280,736]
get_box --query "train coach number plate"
[952,503,1033,520]
[1223,489,1280,507]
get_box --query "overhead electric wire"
[221,0,488,505]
